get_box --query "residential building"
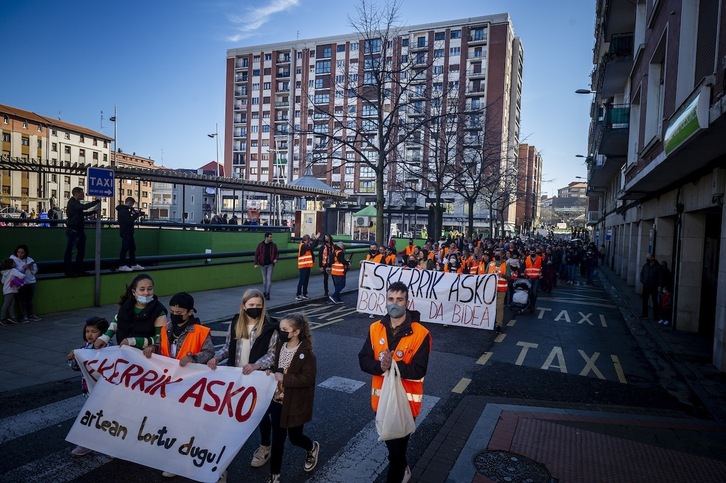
[112,150,156,215]
[225,14,523,233]
[584,0,726,370]
[558,181,587,198]
[515,143,542,234]
[0,104,112,217]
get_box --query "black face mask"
[407,261,418,268]
[245,308,263,319]
[278,330,290,343]
[170,313,187,326]
[494,255,502,260]
[370,250,378,256]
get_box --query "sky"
[1,0,595,197]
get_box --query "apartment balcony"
[587,153,624,191]
[465,85,486,96]
[463,135,481,146]
[234,102,246,111]
[234,88,248,97]
[276,71,291,79]
[410,40,428,52]
[595,33,634,98]
[467,34,488,45]
[593,103,629,157]
[466,69,486,79]
[586,211,600,225]
[275,115,289,122]
[276,54,291,64]
[275,101,290,108]
[409,89,426,100]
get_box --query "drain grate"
[473,450,555,483]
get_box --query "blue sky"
[1,0,595,196]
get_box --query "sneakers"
[494,325,502,334]
[266,475,280,483]
[0,320,6,327]
[402,465,411,483]
[161,471,176,477]
[329,295,337,304]
[659,319,670,326]
[118,265,133,272]
[130,264,145,271]
[250,444,271,467]
[29,314,41,321]
[6,318,18,325]
[21,317,30,324]
[295,295,304,301]
[71,445,92,456]
[304,441,319,472]
[301,295,309,300]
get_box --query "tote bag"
[375,360,416,441]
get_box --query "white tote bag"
[375,360,416,441]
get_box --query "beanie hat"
[169,292,195,311]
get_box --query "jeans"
[384,433,410,482]
[260,264,274,295]
[642,286,660,319]
[18,282,36,317]
[269,401,313,474]
[566,264,576,283]
[528,278,540,306]
[297,268,311,296]
[321,269,330,295]
[119,233,136,266]
[332,275,346,301]
[1,293,17,320]
[64,228,86,273]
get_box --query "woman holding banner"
[207,289,279,469]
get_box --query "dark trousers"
[269,401,312,475]
[119,233,136,266]
[18,282,35,317]
[332,274,346,301]
[297,268,311,296]
[384,433,410,482]
[321,269,330,295]
[259,403,272,446]
[64,228,86,273]
[642,286,660,318]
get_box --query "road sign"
[86,167,115,198]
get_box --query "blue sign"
[86,167,115,197]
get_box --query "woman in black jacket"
[207,289,279,469]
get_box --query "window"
[471,28,486,41]
[2,133,9,142]
[314,93,330,103]
[336,59,345,68]
[64,146,71,154]
[401,54,408,63]
[365,38,381,53]
[451,30,461,39]
[416,53,426,64]
[435,32,445,41]
[316,60,331,74]
[254,55,260,62]
[359,181,375,192]
[79,148,86,157]
[37,125,42,132]
[364,72,376,84]
[252,82,260,90]
[23,120,28,128]
[252,97,259,104]
[262,125,270,133]
[253,69,260,76]
[337,44,346,52]
[434,49,444,58]
[251,125,259,133]
[450,47,460,56]
[2,115,7,124]
[64,132,70,139]
[416,37,426,48]
[401,38,409,47]
[264,53,271,61]
[315,78,324,89]
[322,46,332,58]
[263,82,271,89]
[350,42,358,51]
[433,65,443,74]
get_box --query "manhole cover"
[474,450,554,483]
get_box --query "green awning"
[353,205,377,217]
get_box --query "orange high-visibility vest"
[487,261,509,291]
[331,247,346,276]
[298,242,314,269]
[369,321,429,417]
[385,254,397,265]
[159,324,211,360]
[366,253,384,264]
[524,256,543,279]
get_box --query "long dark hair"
[282,313,313,345]
[119,273,154,305]
[14,244,29,258]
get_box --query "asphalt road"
[0,280,686,483]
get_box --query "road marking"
[506,319,516,327]
[578,350,605,379]
[0,394,85,444]
[318,376,366,393]
[494,333,506,343]
[611,354,627,384]
[476,352,493,365]
[309,395,439,483]
[515,342,538,365]
[210,330,227,337]
[541,346,567,373]
[451,378,471,394]
[599,314,608,328]
[1,448,112,483]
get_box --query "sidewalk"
[0,269,361,393]
[414,265,726,483]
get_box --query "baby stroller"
[511,278,534,314]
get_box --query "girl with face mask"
[207,288,279,470]
[94,274,167,351]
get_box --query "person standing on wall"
[254,232,279,301]
[63,187,101,277]
[116,197,145,272]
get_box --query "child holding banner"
[207,289,279,469]
[153,292,215,365]
[67,316,110,456]
[94,274,167,350]
[267,313,319,483]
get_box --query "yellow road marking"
[451,378,471,394]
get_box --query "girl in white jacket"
[11,244,40,322]
[1,258,25,325]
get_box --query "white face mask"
[135,295,154,304]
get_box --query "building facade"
[225,14,523,233]
[112,151,156,215]
[514,143,542,233]
[584,0,726,370]
[1,104,113,218]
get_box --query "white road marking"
[1,448,112,483]
[0,394,85,444]
[476,352,493,365]
[451,378,471,394]
[318,376,366,393]
[307,395,439,483]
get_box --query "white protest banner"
[356,261,498,329]
[67,346,276,482]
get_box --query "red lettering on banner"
[429,301,444,320]
[357,290,386,313]
[450,304,488,326]
[179,378,259,422]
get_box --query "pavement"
[1,266,726,482]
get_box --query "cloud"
[226,0,300,41]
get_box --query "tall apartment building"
[0,104,113,217]
[584,1,726,369]
[514,143,542,233]
[225,14,523,233]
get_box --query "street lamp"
[207,123,220,216]
[575,89,595,94]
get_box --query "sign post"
[87,167,115,306]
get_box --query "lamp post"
[207,123,220,216]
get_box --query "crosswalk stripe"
[0,394,85,444]
[1,448,112,483]
[307,395,439,482]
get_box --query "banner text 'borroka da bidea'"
[67,346,277,483]
[356,261,497,330]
